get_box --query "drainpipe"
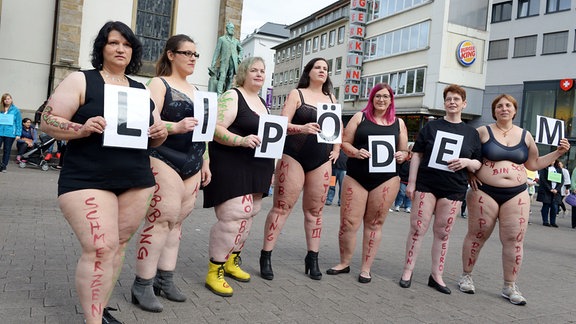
[47,0,60,98]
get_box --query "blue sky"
[240,0,336,40]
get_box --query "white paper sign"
[535,115,564,146]
[103,84,150,149]
[368,135,396,173]
[255,114,288,159]
[428,130,463,172]
[192,91,218,142]
[316,102,342,144]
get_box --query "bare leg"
[499,191,530,282]
[262,156,304,251]
[401,191,436,281]
[302,160,332,252]
[360,177,399,275]
[429,198,461,286]
[331,176,367,270]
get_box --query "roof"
[253,22,290,38]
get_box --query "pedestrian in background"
[393,143,413,213]
[326,150,347,206]
[0,93,22,173]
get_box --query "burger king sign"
[456,40,476,67]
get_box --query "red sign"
[560,79,574,91]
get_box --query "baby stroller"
[19,133,56,171]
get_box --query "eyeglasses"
[173,50,200,58]
[374,94,390,100]
[444,97,462,103]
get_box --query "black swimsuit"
[283,89,333,173]
[478,125,530,204]
[346,115,400,191]
[149,78,205,180]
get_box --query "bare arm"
[212,90,261,148]
[40,72,101,140]
[282,89,321,135]
[524,131,570,171]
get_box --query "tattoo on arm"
[217,92,233,123]
[42,106,82,132]
[166,123,173,133]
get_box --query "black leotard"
[347,114,400,191]
[58,69,155,196]
[149,78,205,179]
[283,89,333,172]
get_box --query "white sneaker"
[458,274,475,294]
[394,206,400,212]
[405,207,411,213]
[501,283,527,305]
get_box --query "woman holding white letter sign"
[260,57,339,281]
[327,83,408,283]
[40,21,167,324]
[399,84,482,294]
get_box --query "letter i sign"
[560,79,573,91]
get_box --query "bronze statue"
[209,22,243,94]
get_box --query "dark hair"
[362,83,395,124]
[156,34,195,76]
[235,57,265,87]
[91,21,143,75]
[443,84,466,101]
[297,58,333,96]
[22,118,32,125]
[491,94,518,120]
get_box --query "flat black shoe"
[551,224,559,228]
[326,266,350,275]
[399,274,412,288]
[428,275,451,294]
[543,223,551,227]
[102,307,123,324]
[358,272,371,283]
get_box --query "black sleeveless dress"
[203,88,275,208]
[58,69,155,196]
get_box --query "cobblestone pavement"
[0,165,575,323]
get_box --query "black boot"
[131,276,163,312]
[260,250,274,280]
[304,251,322,280]
[154,269,187,302]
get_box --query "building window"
[360,67,426,99]
[518,0,539,18]
[297,44,302,56]
[327,59,333,76]
[488,39,509,60]
[333,86,340,101]
[546,0,571,13]
[321,33,327,50]
[295,68,300,81]
[492,1,512,23]
[292,45,296,58]
[368,0,430,22]
[513,35,537,57]
[289,69,294,83]
[329,30,336,47]
[364,21,430,60]
[286,47,291,59]
[542,31,568,54]
[305,39,311,54]
[135,0,174,75]
[313,36,319,52]
[338,26,345,44]
[335,57,342,75]
[284,72,288,84]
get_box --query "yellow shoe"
[224,252,251,282]
[205,261,233,297]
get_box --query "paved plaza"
[0,165,575,323]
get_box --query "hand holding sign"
[317,103,342,144]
